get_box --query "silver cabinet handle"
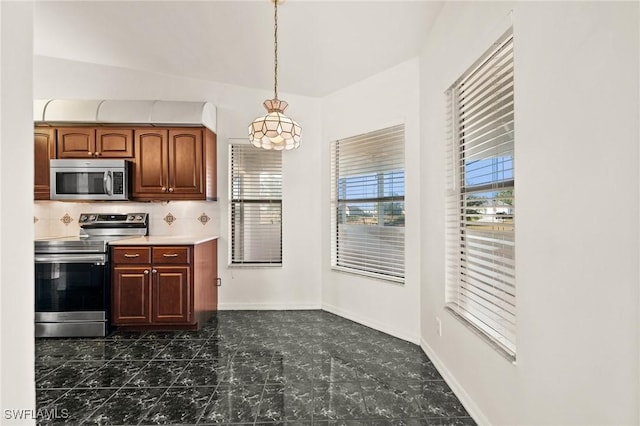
[123,253,140,258]
[162,253,179,257]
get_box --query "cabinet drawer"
[153,246,191,264]
[112,247,151,264]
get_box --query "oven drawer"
[112,246,151,264]
[153,246,191,264]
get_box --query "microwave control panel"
[113,172,124,195]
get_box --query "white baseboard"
[217,303,321,311]
[420,337,489,426]
[322,303,420,344]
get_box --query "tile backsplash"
[34,201,220,238]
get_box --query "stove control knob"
[136,215,144,221]
[89,215,97,221]
[127,215,135,221]
[80,215,88,222]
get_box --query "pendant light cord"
[273,0,279,100]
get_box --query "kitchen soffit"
[33,1,444,98]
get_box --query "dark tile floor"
[35,310,476,425]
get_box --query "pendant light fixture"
[248,0,301,150]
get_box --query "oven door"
[34,253,109,337]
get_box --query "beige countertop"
[110,235,219,245]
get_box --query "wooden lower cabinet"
[112,266,152,324]
[110,239,217,330]
[152,266,190,323]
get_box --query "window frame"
[229,141,283,266]
[330,124,406,283]
[445,29,516,361]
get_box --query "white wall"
[34,55,323,311]
[419,1,640,424]
[0,2,35,424]
[321,58,421,343]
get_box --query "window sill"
[228,263,282,269]
[445,306,516,364]
[331,265,404,285]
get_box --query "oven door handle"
[35,254,107,264]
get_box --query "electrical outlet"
[436,317,442,337]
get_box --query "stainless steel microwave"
[50,159,130,201]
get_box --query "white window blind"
[230,143,282,264]
[330,124,405,282]
[445,31,516,358]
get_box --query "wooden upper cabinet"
[34,127,56,200]
[56,128,95,158]
[132,127,216,201]
[57,127,133,158]
[168,129,203,196]
[133,128,169,197]
[95,128,134,158]
[35,124,216,202]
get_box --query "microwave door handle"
[103,171,113,196]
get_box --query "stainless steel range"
[34,213,149,337]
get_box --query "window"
[230,143,282,264]
[445,31,516,358]
[330,124,405,282]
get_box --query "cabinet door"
[34,128,56,200]
[168,129,204,198]
[96,128,134,158]
[112,266,152,324]
[133,129,169,197]
[152,266,191,323]
[56,128,96,158]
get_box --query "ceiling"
[34,1,443,98]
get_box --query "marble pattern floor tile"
[34,310,476,425]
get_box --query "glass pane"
[338,170,405,201]
[381,200,405,226]
[231,202,282,263]
[463,189,514,231]
[56,172,107,195]
[464,157,513,187]
[383,170,405,197]
[35,263,106,312]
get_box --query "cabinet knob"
[144,270,149,275]
[152,269,157,273]
[95,152,101,156]
[161,187,167,192]
[168,187,174,192]
[87,151,93,156]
